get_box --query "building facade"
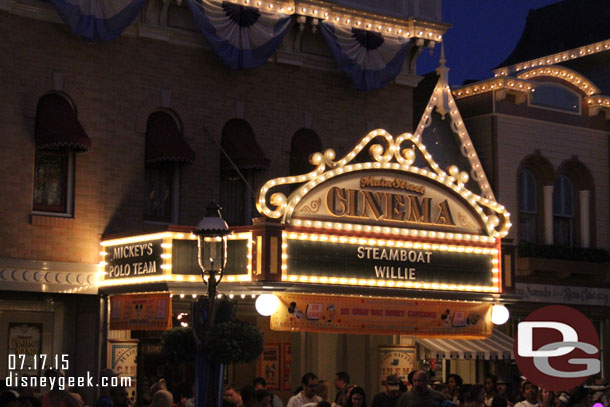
[0,0,447,404]
[452,0,610,377]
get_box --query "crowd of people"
[2,369,610,407]
[221,371,610,407]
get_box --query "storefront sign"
[105,239,163,280]
[284,235,496,289]
[292,172,486,235]
[515,283,610,306]
[378,346,416,390]
[107,340,138,404]
[109,293,172,330]
[7,323,42,381]
[271,293,492,338]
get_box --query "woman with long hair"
[345,386,367,407]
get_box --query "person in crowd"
[287,373,322,407]
[514,381,539,407]
[225,384,244,407]
[151,390,173,407]
[491,397,508,407]
[371,375,402,407]
[41,369,82,407]
[241,385,257,407]
[495,378,514,407]
[346,387,366,407]
[538,389,554,407]
[0,390,20,407]
[396,370,445,407]
[334,373,350,407]
[406,373,415,391]
[151,380,168,396]
[484,375,497,407]
[433,384,451,402]
[317,380,330,403]
[254,389,272,407]
[464,385,486,407]
[18,396,43,407]
[253,377,284,407]
[445,374,462,404]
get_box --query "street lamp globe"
[491,304,509,325]
[192,201,231,293]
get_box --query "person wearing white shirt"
[514,382,539,407]
[287,373,323,407]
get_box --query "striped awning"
[416,330,514,360]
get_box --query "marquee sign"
[99,231,252,286]
[256,126,510,293]
[283,232,499,292]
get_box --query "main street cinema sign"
[256,129,511,294]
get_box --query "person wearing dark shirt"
[371,375,402,407]
[396,371,445,407]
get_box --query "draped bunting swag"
[47,0,418,90]
[319,21,411,90]
[186,0,292,70]
[48,0,147,41]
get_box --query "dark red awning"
[221,119,269,171]
[35,93,91,152]
[146,111,195,165]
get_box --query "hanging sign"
[104,239,163,280]
[283,233,497,290]
[109,293,172,330]
[270,293,492,338]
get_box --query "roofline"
[493,38,610,77]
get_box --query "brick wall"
[0,13,415,264]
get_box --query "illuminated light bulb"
[491,305,509,325]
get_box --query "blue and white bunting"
[319,21,411,91]
[186,0,292,70]
[48,0,147,41]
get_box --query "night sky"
[417,0,563,86]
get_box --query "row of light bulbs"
[258,126,511,238]
[516,67,599,96]
[495,39,610,77]
[453,78,533,99]
[228,0,444,41]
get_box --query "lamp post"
[192,201,231,407]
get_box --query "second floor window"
[518,169,537,243]
[553,174,574,246]
[33,92,90,215]
[145,110,195,223]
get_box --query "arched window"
[220,119,269,226]
[556,159,595,248]
[517,153,554,245]
[33,93,90,215]
[530,83,581,113]
[553,175,574,246]
[290,128,322,180]
[518,169,537,243]
[145,110,194,223]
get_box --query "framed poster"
[107,340,138,404]
[378,346,417,392]
[7,323,42,389]
[257,343,280,390]
[282,343,292,391]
